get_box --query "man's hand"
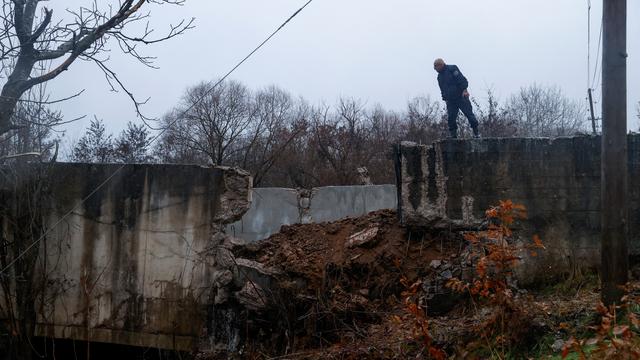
[462,89,470,98]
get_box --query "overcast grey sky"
[47,0,640,142]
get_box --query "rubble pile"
[199,210,608,359]
[200,210,473,358]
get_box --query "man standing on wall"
[434,58,480,139]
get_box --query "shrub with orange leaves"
[397,276,447,360]
[446,200,545,356]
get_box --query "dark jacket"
[437,64,469,101]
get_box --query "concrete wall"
[226,185,397,242]
[0,163,252,351]
[395,136,640,282]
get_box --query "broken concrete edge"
[394,141,450,228]
[205,234,285,352]
[213,166,253,225]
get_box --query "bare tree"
[505,84,587,137]
[309,98,368,185]
[365,104,402,183]
[235,86,307,186]
[402,96,445,144]
[306,97,401,186]
[470,89,519,138]
[0,0,193,136]
[157,81,309,186]
[158,79,253,166]
[0,82,62,159]
[154,108,210,165]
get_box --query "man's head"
[433,58,445,73]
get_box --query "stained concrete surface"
[394,135,640,282]
[0,163,252,351]
[226,185,398,242]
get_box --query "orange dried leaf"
[429,346,447,360]
[613,325,629,336]
[533,234,546,249]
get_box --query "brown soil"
[243,209,459,295]
[235,210,465,357]
[226,210,604,359]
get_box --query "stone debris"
[213,166,252,224]
[551,339,565,353]
[346,225,380,248]
[234,282,269,311]
[356,167,373,185]
[212,269,233,287]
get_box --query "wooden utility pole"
[601,0,628,306]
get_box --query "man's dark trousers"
[446,96,478,137]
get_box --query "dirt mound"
[235,210,464,356]
[243,209,458,294]
[198,209,607,359]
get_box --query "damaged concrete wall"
[226,185,397,242]
[0,163,252,351]
[395,136,640,282]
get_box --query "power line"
[587,0,592,90]
[147,0,315,141]
[0,0,315,276]
[592,13,603,89]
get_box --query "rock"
[213,167,252,224]
[346,226,380,248]
[234,282,268,311]
[214,287,230,305]
[235,258,279,276]
[215,248,236,268]
[441,270,453,279]
[351,294,369,307]
[221,234,249,250]
[551,339,565,353]
[212,270,233,287]
[233,258,280,288]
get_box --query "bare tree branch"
[0,0,193,135]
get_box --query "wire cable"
[0,0,315,276]
[591,13,603,89]
[587,0,591,90]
